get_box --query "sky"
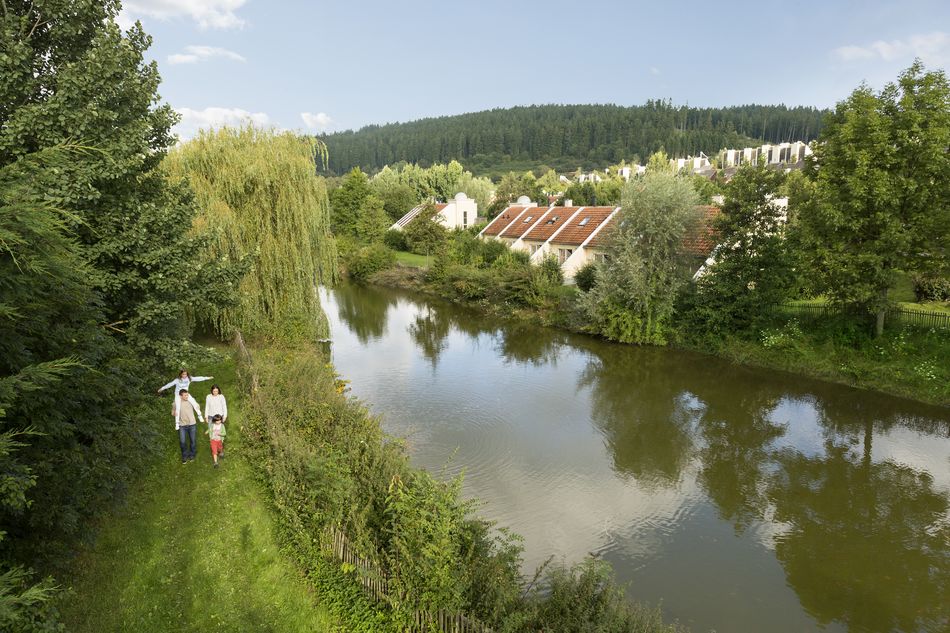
[114,0,950,140]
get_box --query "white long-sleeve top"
[158,375,212,400]
[205,393,228,421]
[174,396,204,429]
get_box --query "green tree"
[488,171,544,215]
[692,164,794,332]
[330,167,373,237]
[403,202,449,255]
[371,177,420,222]
[166,127,336,340]
[795,62,950,336]
[580,171,699,344]
[0,0,236,360]
[354,194,391,243]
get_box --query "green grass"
[394,250,431,268]
[58,353,332,633]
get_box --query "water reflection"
[324,283,950,633]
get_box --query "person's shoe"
[182,459,187,465]
[213,462,219,469]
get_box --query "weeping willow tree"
[166,126,338,340]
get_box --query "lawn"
[394,250,431,268]
[58,352,332,633]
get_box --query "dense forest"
[322,102,828,176]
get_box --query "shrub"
[383,229,409,252]
[345,245,396,281]
[913,275,950,302]
[574,261,598,292]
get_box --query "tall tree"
[693,164,794,332]
[795,62,950,336]
[580,171,700,344]
[166,127,337,340]
[0,0,236,360]
[330,167,374,237]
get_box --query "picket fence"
[779,303,950,330]
[324,525,495,633]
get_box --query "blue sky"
[116,0,950,139]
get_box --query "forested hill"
[321,102,828,176]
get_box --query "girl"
[158,370,213,407]
[204,385,228,457]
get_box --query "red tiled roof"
[499,207,547,239]
[549,207,616,246]
[681,205,721,257]
[481,206,526,236]
[585,205,720,256]
[522,207,580,242]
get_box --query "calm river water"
[321,283,950,633]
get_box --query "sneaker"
[213,462,219,469]
[182,460,187,465]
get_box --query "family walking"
[158,370,229,467]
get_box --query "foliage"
[323,103,827,176]
[328,167,394,244]
[912,275,950,302]
[580,171,700,344]
[355,194,391,243]
[690,164,795,333]
[345,244,397,282]
[558,179,623,206]
[369,162,493,219]
[489,171,545,215]
[525,560,686,633]
[404,203,449,255]
[793,61,950,336]
[165,126,336,341]
[574,261,599,292]
[383,229,410,252]
[0,0,239,361]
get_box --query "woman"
[157,370,213,406]
[204,384,228,456]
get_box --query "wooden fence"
[778,303,950,330]
[323,525,495,633]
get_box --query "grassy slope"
[394,250,431,268]
[58,353,332,633]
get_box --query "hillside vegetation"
[321,102,828,176]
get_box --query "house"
[719,141,812,168]
[618,165,646,180]
[671,153,711,173]
[390,192,477,231]
[481,202,723,283]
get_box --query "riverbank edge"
[368,265,950,408]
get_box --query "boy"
[207,414,227,468]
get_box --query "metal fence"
[323,525,496,633]
[779,303,950,330]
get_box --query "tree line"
[321,102,828,176]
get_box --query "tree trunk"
[874,286,888,338]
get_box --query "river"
[321,282,950,633]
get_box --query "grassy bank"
[58,353,332,633]
[369,266,950,407]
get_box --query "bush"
[913,274,950,301]
[383,229,408,252]
[345,244,396,281]
[574,261,598,292]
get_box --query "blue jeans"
[178,424,197,460]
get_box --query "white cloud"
[119,0,248,30]
[832,31,950,65]
[301,112,334,131]
[174,106,270,140]
[649,66,661,76]
[168,45,246,65]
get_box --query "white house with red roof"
[390,192,477,231]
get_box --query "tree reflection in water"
[333,282,397,344]
[579,346,696,487]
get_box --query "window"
[558,248,574,264]
[594,252,608,264]
[530,244,541,254]
[546,215,559,224]
[463,211,468,227]
[522,216,534,223]
[578,217,590,226]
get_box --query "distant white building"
[390,192,478,231]
[719,141,812,168]
[671,152,711,172]
[618,165,646,180]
